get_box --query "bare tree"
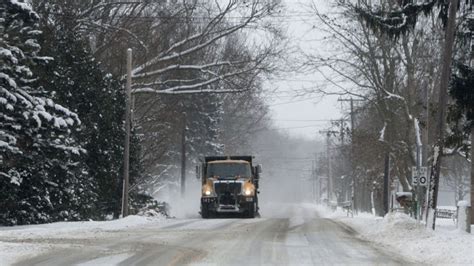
[302,1,450,215]
[441,155,470,203]
[75,1,285,195]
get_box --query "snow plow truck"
[196,156,262,218]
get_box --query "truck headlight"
[244,189,252,196]
[202,184,213,196]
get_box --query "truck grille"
[214,181,242,195]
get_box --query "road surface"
[13,204,410,265]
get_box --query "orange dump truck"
[196,156,262,218]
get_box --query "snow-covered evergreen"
[0,0,88,225]
[35,15,128,219]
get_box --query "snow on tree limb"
[131,20,256,76]
[379,122,387,142]
[78,1,144,18]
[155,1,234,59]
[351,0,472,37]
[132,60,251,80]
[133,87,246,95]
[47,1,281,95]
[414,118,422,147]
[351,0,438,37]
[125,2,279,94]
[132,64,260,94]
[84,20,148,52]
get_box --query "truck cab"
[197,156,261,218]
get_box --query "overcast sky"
[264,0,344,141]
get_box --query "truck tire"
[201,205,210,219]
[246,202,255,218]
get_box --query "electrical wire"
[268,96,322,106]
[274,119,334,122]
[274,124,329,130]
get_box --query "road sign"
[412,166,428,186]
[412,166,418,185]
[418,167,428,186]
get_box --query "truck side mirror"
[195,165,201,179]
[256,164,263,175]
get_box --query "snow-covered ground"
[0,215,167,265]
[0,204,472,265]
[315,205,474,265]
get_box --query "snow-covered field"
[316,205,474,265]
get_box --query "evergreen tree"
[36,19,127,218]
[184,94,223,160]
[447,64,474,153]
[0,0,88,225]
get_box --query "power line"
[274,124,329,130]
[268,96,321,106]
[54,12,321,22]
[85,13,319,20]
[269,167,313,172]
[267,78,325,82]
[261,157,315,161]
[274,119,334,122]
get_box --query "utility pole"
[312,159,315,202]
[427,0,459,230]
[121,48,132,218]
[383,152,390,215]
[350,99,357,214]
[471,126,474,225]
[335,118,347,201]
[470,22,474,226]
[316,152,324,204]
[320,130,338,205]
[319,173,324,204]
[327,132,333,205]
[469,22,474,225]
[468,8,474,226]
[338,98,364,214]
[422,79,430,222]
[414,118,423,221]
[350,99,355,213]
[180,112,187,197]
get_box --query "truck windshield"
[207,163,251,179]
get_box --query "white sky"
[264,0,344,140]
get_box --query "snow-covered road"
[1,204,410,265]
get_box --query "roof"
[207,160,250,164]
[205,156,252,163]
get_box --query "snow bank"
[0,215,166,265]
[316,205,474,265]
[0,241,51,266]
[0,215,165,239]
